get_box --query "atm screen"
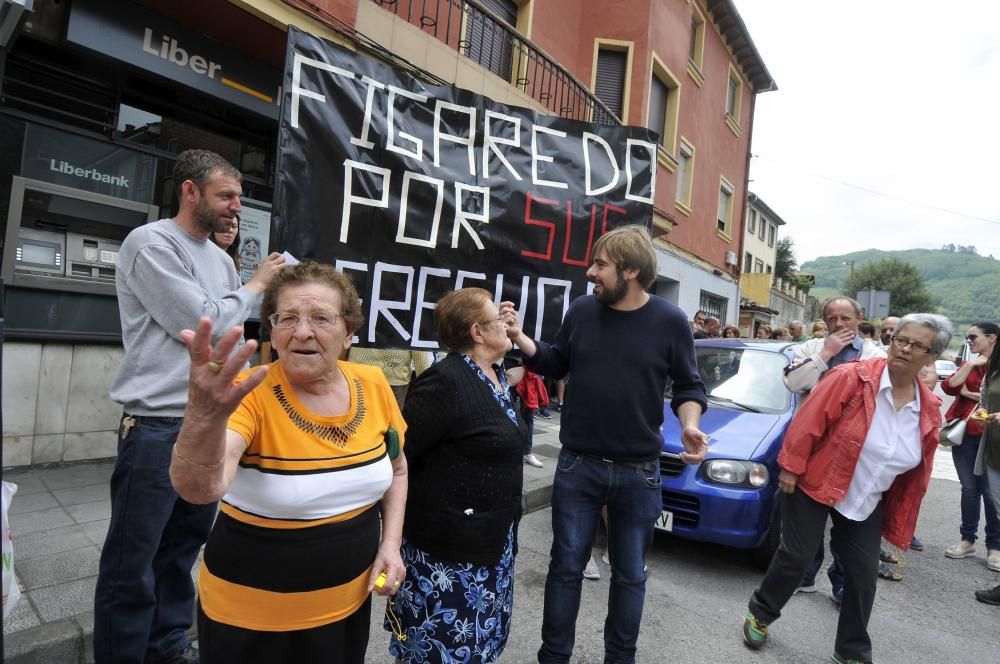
[22,243,58,266]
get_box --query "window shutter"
[595,49,627,119]
[465,0,517,80]
[648,76,668,143]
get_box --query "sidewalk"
[1,412,564,663]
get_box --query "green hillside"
[800,249,1000,342]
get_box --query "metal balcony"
[371,0,622,126]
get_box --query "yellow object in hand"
[374,571,388,589]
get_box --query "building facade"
[738,192,806,336]
[1,0,772,466]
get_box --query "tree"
[842,258,935,316]
[775,237,796,280]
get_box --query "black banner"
[273,27,657,348]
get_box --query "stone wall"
[2,343,123,468]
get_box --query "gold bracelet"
[173,444,224,470]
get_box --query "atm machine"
[1,177,159,341]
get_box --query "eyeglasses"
[477,314,504,327]
[268,311,342,329]
[891,335,931,354]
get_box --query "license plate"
[655,509,674,532]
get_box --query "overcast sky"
[731,0,1000,266]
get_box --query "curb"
[3,615,91,664]
[6,485,555,663]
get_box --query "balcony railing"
[371,0,622,126]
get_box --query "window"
[766,264,772,274]
[699,290,727,322]
[754,258,764,273]
[744,252,752,272]
[758,215,766,240]
[687,5,706,85]
[595,47,628,120]
[748,210,756,235]
[768,223,776,247]
[675,139,695,211]
[648,55,681,159]
[717,178,734,235]
[465,0,518,80]
[724,65,743,136]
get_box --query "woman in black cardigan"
[386,288,528,664]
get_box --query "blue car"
[658,339,800,567]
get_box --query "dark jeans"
[748,489,882,663]
[952,433,1000,549]
[538,450,662,664]
[522,405,535,454]
[800,531,844,593]
[94,415,217,664]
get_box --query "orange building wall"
[526,0,754,273]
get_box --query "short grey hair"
[821,296,862,319]
[896,313,953,355]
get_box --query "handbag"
[939,417,967,447]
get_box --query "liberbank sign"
[66,0,281,120]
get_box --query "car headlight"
[703,460,769,488]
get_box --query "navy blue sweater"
[524,294,706,462]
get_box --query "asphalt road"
[364,385,1000,663]
[365,475,999,664]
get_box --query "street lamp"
[843,260,855,278]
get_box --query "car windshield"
[935,360,956,371]
[665,348,791,414]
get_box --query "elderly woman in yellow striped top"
[169,262,407,663]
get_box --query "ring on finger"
[206,360,224,374]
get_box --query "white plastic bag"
[2,481,21,621]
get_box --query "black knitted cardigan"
[401,352,528,565]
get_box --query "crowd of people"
[95,149,998,664]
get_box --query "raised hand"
[181,317,268,421]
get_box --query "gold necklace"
[272,379,366,447]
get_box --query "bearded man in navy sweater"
[501,225,709,664]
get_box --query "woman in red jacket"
[940,321,999,567]
[741,313,952,664]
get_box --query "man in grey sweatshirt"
[93,150,284,664]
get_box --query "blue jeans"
[93,415,217,663]
[987,466,1000,518]
[952,433,1000,549]
[538,450,662,664]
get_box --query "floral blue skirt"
[386,525,515,664]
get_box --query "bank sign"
[273,28,657,348]
[66,0,280,120]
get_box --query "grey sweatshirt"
[110,218,257,416]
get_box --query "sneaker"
[601,551,610,565]
[794,582,818,594]
[537,409,552,419]
[523,454,544,468]
[910,535,924,551]
[829,587,843,606]
[147,644,199,664]
[831,652,868,664]
[988,551,1000,572]
[945,541,976,559]
[583,556,600,580]
[975,584,1000,605]
[742,612,768,649]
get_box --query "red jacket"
[940,364,986,437]
[777,357,942,550]
[516,369,549,410]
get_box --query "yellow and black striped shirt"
[198,360,406,631]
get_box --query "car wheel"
[752,498,781,569]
